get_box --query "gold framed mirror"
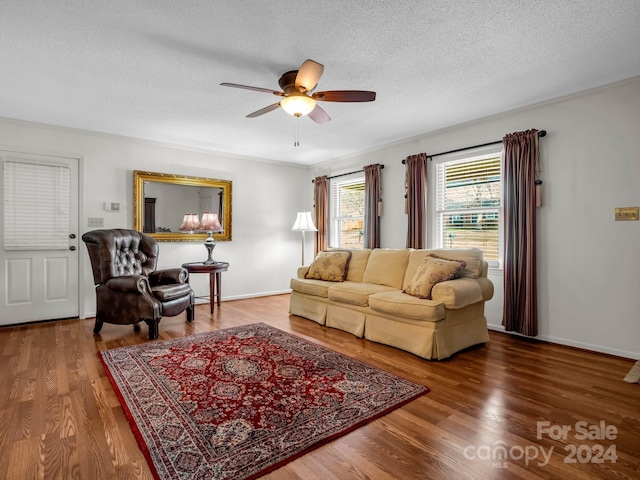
[133,170,232,242]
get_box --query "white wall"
[310,77,640,359]
[0,119,312,318]
[2,78,638,358]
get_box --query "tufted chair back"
[83,229,159,285]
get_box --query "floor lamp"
[291,211,317,265]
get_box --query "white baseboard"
[487,324,639,360]
[220,290,292,301]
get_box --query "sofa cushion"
[427,248,484,279]
[328,282,397,306]
[404,248,485,288]
[290,278,331,297]
[305,250,351,282]
[403,254,466,299]
[151,283,192,301]
[369,291,445,322]
[339,248,371,282]
[362,248,410,289]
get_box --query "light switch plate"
[614,207,639,221]
[88,217,104,227]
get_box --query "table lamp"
[198,212,222,264]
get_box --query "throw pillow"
[305,250,352,282]
[403,254,466,299]
[427,248,484,278]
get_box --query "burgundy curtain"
[502,129,539,336]
[405,153,428,249]
[313,176,328,255]
[363,164,382,249]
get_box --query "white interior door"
[0,151,79,325]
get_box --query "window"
[435,152,502,267]
[4,159,70,250]
[329,174,365,248]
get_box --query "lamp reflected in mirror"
[178,213,200,233]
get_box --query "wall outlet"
[88,217,104,227]
[614,207,639,221]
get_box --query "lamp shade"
[179,213,200,232]
[292,211,318,231]
[198,212,222,232]
[280,94,316,117]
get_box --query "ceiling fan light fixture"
[280,94,316,117]
[222,58,376,124]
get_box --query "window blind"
[329,175,365,248]
[4,160,70,250]
[435,155,501,261]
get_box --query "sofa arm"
[476,277,494,302]
[297,266,310,279]
[431,277,487,309]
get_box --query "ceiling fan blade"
[221,82,284,96]
[312,90,376,102]
[308,104,331,124]
[295,59,324,92]
[246,102,281,118]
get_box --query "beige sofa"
[289,248,494,360]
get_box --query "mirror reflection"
[143,182,224,233]
[133,170,232,242]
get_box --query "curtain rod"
[312,164,384,182]
[401,130,547,163]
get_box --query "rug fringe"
[623,360,640,383]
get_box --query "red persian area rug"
[99,323,429,480]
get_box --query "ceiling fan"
[221,59,376,124]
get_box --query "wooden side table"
[182,262,229,313]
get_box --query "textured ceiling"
[2,1,640,165]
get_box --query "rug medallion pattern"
[100,323,429,480]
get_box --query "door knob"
[69,233,76,239]
[69,246,76,251]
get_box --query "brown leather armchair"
[82,229,195,339]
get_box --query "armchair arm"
[105,275,162,318]
[106,275,151,294]
[149,268,188,285]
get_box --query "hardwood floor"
[1,294,638,479]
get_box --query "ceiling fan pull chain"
[294,117,300,147]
